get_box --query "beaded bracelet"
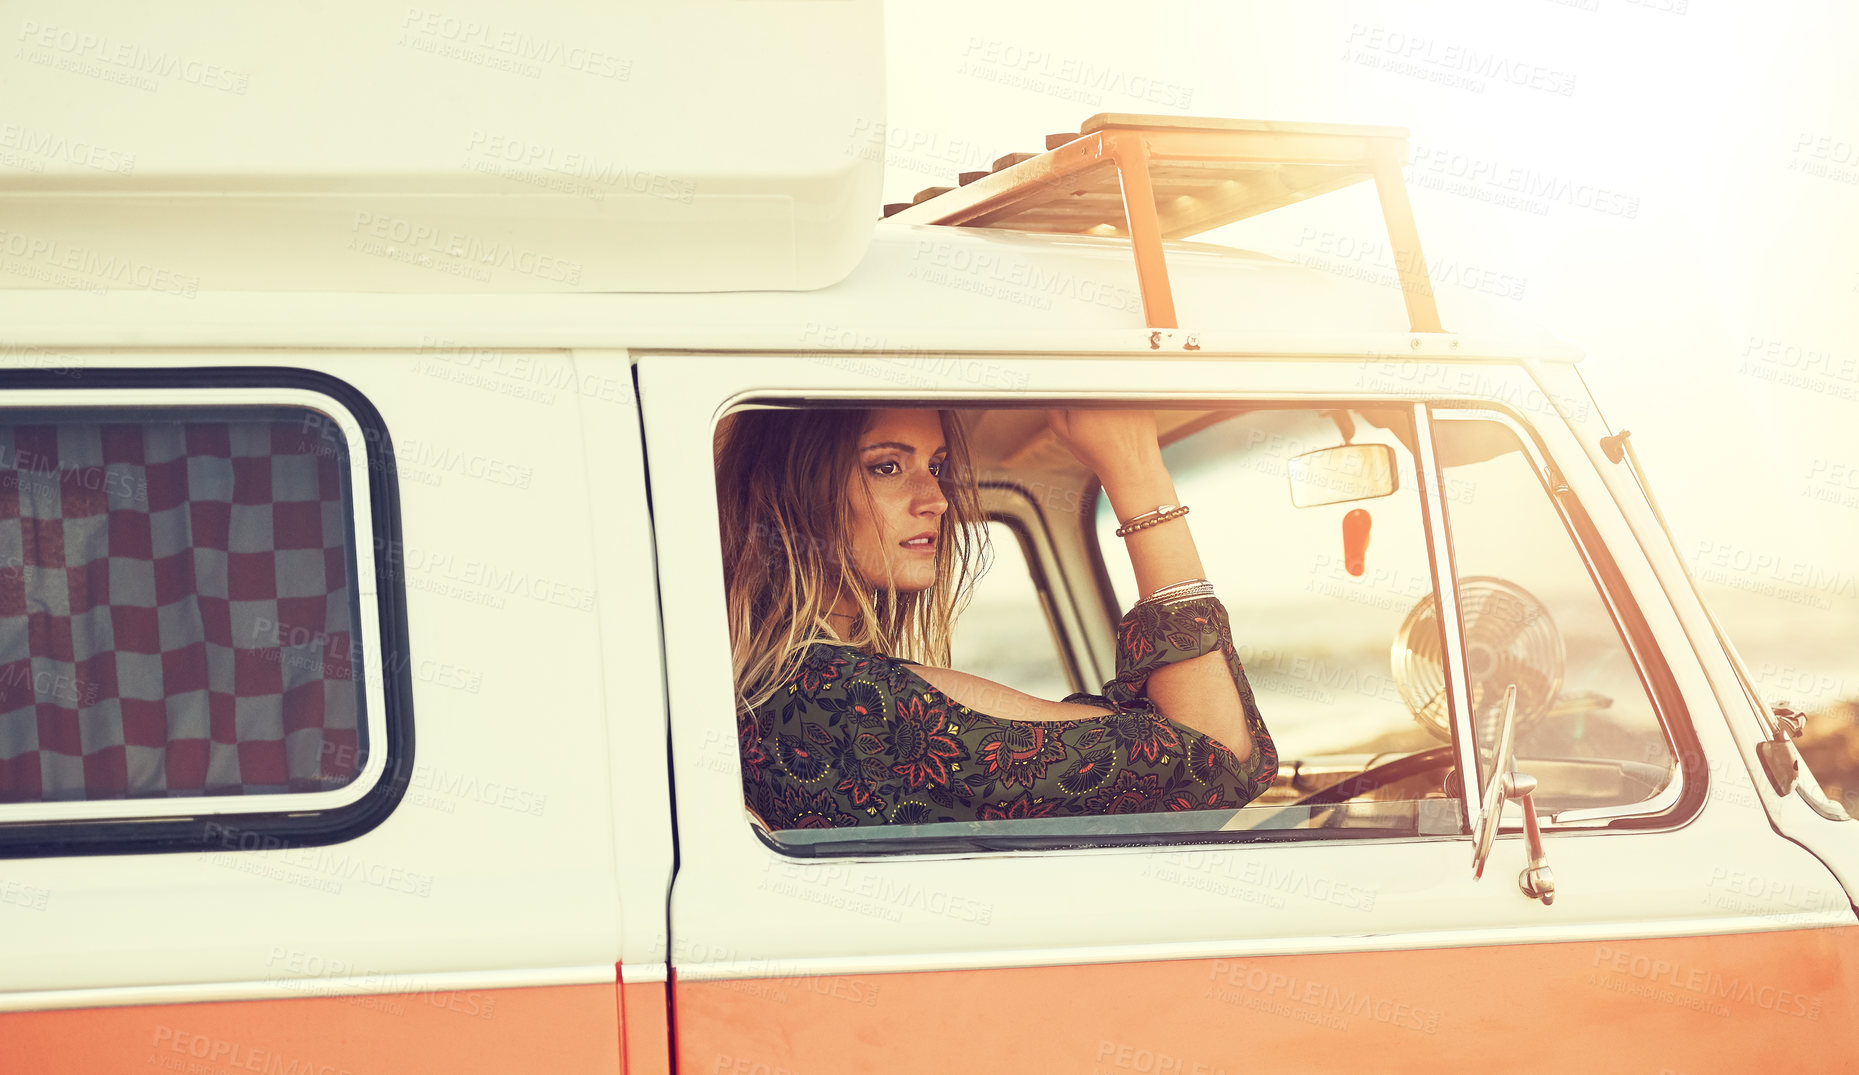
[1114,503,1190,537]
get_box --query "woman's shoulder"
[779,639,915,699]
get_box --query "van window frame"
[0,367,414,859]
[1426,402,1705,831]
[728,396,1475,858]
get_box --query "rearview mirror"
[1287,443,1397,508]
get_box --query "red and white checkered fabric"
[0,419,360,802]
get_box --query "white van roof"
[2,1,884,292]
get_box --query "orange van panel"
[677,926,1859,1074]
[3,982,618,1075]
[621,979,672,1075]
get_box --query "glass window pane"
[1432,414,1677,814]
[1096,407,1457,823]
[0,413,366,804]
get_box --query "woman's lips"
[900,535,937,554]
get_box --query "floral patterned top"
[738,595,1278,829]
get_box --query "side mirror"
[1287,443,1397,508]
[1471,684,1555,906]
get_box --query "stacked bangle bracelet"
[1138,577,1216,608]
[1114,503,1190,537]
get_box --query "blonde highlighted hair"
[714,407,990,717]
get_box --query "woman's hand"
[1046,409,1162,486]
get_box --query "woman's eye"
[866,459,946,479]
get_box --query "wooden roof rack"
[883,114,1443,332]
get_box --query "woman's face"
[842,408,950,593]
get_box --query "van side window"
[1431,411,1679,814]
[949,518,1072,701]
[0,415,362,802]
[0,394,406,854]
[732,402,1467,854]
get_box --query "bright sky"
[888,0,1859,709]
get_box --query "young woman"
[715,406,1277,829]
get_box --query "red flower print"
[1108,711,1182,765]
[1083,770,1167,815]
[830,739,888,816]
[1162,786,1238,812]
[1056,746,1116,795]
[882,693,969,790]
[1118,619,1156,664]
[974,723,1068,789]
[776,733,831,782]
[1187,735,1239,785]
[978,797,1059,821]
[793,655,845,693]
[758,786,859,829]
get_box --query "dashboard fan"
[1391,577,1565,761]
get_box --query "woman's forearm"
[1101,455,1255,763]
[1098,454,1205,599]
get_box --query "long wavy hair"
[715,407,990,717]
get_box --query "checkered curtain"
[0,419,361,802]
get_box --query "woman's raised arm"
[1045,410,1255,764]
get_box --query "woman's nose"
[911,468,948,515]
